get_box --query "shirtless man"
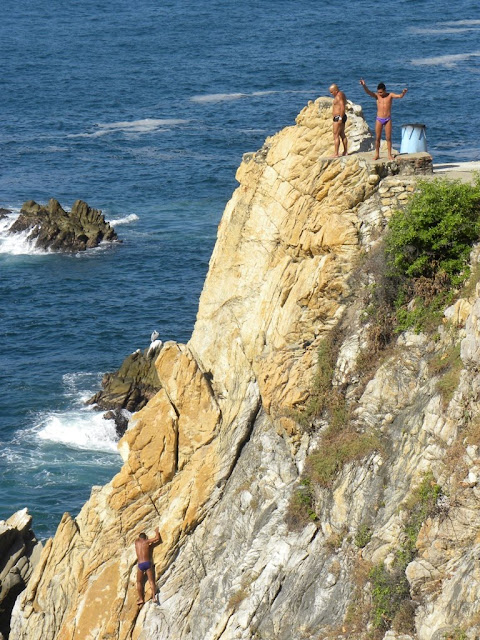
[359,79,407,161]
[329,84,348,157]
[135,527,161,606]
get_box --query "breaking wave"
[0,211,48,256]
[107,213,139,226]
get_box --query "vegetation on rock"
[369,472,442,632]
[366,176,480,336]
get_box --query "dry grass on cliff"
[287,323,383,529]
[306,429,381,489]
[429,342,463,407]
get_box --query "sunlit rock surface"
[11,99,480,640]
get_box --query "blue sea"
[1,0,479,538]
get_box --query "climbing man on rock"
[359,78,407,161]
[135,526,161,606]
[329,83,348,157]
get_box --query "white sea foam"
[96,118,188,134]
[251,91,276,97]
[442,20,480,26]
[409,26,480,34]
[107,213,139,226]
[68,118,189,138]
[191,92,248,103]
[410,52,480,68]
[0,212,49,255]
[66,130,112,139]
[190,89,316,103]
[62,371,103,404]
[35,410,118,452]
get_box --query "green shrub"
[385,177,480,281]
[354,523,373,548]
[285,478,317,530]
[369,563,411,631]
[364,177,480,335]
[368,472,443,632]
[403,472,442,551]
[443,629,468,640]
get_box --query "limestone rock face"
[0,509,42,640]
[8,198,119,252]
[10,99,479,640]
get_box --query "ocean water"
[1,0,479,538]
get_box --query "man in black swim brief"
[329,84,348,156]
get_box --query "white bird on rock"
[148,330,162,356]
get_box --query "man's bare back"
[135,536,153,563]
[135,527,161,606]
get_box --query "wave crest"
[107,213,139,226]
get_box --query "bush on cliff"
[365,176,480,335]
[386,176,480,281]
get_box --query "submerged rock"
[0,509,42,640]
[8,198,119,252]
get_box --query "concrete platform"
[432,161,480,184]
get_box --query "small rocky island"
[7,198,119,252]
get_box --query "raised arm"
[359,78,377,99]
[148,527,161,545]
[391,88,408,99]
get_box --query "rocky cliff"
[10,99,480,640]
[0,510,42,640]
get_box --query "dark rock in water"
[103,409,131,439]
[8,198,120,252]
[0,509,42,640]
[87,342,163,437]
[0,208,12,220]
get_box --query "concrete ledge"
[432,161,480,184]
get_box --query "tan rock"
[11,98,435,640]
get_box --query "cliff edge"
[10,99,480,640]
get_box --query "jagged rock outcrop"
[87,341,163,437]
[8,198,119,251]
[0,510,42,639]
[11,98,480,640]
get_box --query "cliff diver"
[135,526,162,606]
[328,83,348,157]
[359,78,408,161]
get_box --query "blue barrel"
[400,123,427,154]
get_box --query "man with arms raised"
[360,78,407,161]
[329,83,348,157]
[135,526,161,606]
